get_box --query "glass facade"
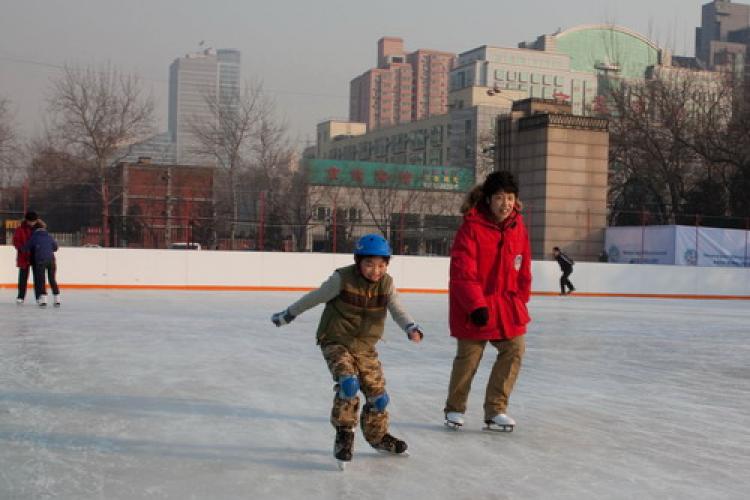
[168,49,241,164]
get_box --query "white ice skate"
[444,412,465,430]
[16,298,23,305]
[37,295,47,307]
[484,413,515,432]
[53,295,61,308]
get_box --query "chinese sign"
[307,159,474,192]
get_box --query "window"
[316,206,330,221]
[347,208,361,221]
[456,72,466,88]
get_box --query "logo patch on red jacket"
[514,254,522,271]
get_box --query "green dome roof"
[553,24,661,79]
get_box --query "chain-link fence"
[3,198,749,262]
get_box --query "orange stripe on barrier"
[531,291,750,300]
[1,283,749,299]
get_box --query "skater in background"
[553,246,575,295]
[444,171,532,432]
[270,234,424,467]
[23,220,60,307]
[12,211,38,304]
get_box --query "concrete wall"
[2,246,749,298]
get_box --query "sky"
[0,0,710,150]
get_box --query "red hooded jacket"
[13,223,34,268]
[449,206,532,341]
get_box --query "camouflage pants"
[321,344,389,444]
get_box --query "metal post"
[22,180,29,215]
[332,197,337,254]
[259,190,266,251]
[695,214,701,266]
[745,217,749,268]
[102,181,109,248]
[587,208,591,260]
[641,207,646,263]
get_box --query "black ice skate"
[370,433,408,456]
[334,426,354,470]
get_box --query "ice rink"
[1,290,749,499]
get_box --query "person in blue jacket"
[23,223,61,307]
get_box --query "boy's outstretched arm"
[270,272,341,327]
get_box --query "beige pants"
[444,336,525,421]
[321,344,389,444]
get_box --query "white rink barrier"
[2,246,749,299]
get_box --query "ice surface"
[1,291,749,499]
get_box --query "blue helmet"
[354,234,392,257]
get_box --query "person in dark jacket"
[553,246,575,295]
[23,223,60,307]
[444,171,532,432]
[270,234,424,468]
[12,211,38,304]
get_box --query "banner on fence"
[606,225,750,267]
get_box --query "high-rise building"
[168,48,241,164]
[350,37,454,131]
[695,0,750,80]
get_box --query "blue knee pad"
[369,392,389,413]
[338,375,359,399]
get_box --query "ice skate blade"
[376,449,409,457]
[444,420,463,430]
[483,424,514,433]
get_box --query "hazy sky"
[1,0,710,149]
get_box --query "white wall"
[2,246,749,297]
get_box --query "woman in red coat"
[12,211,38,304]
[444,171,532,432]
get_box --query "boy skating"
[271,234,423,469]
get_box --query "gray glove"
[405,322,424,340]
[271,309,296,327]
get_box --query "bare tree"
[605,69,715,223]
[283,167,325,251]
[358,168,424,238]
[0,97,21,188]
[686,75,750,220]
[249,98,295,250]
[25,135,100,232]
[47,64,154,245]
[189,81,295,249]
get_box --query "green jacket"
[316,265,392,351]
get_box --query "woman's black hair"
[481,171,518,199]
[460,171,521,214]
